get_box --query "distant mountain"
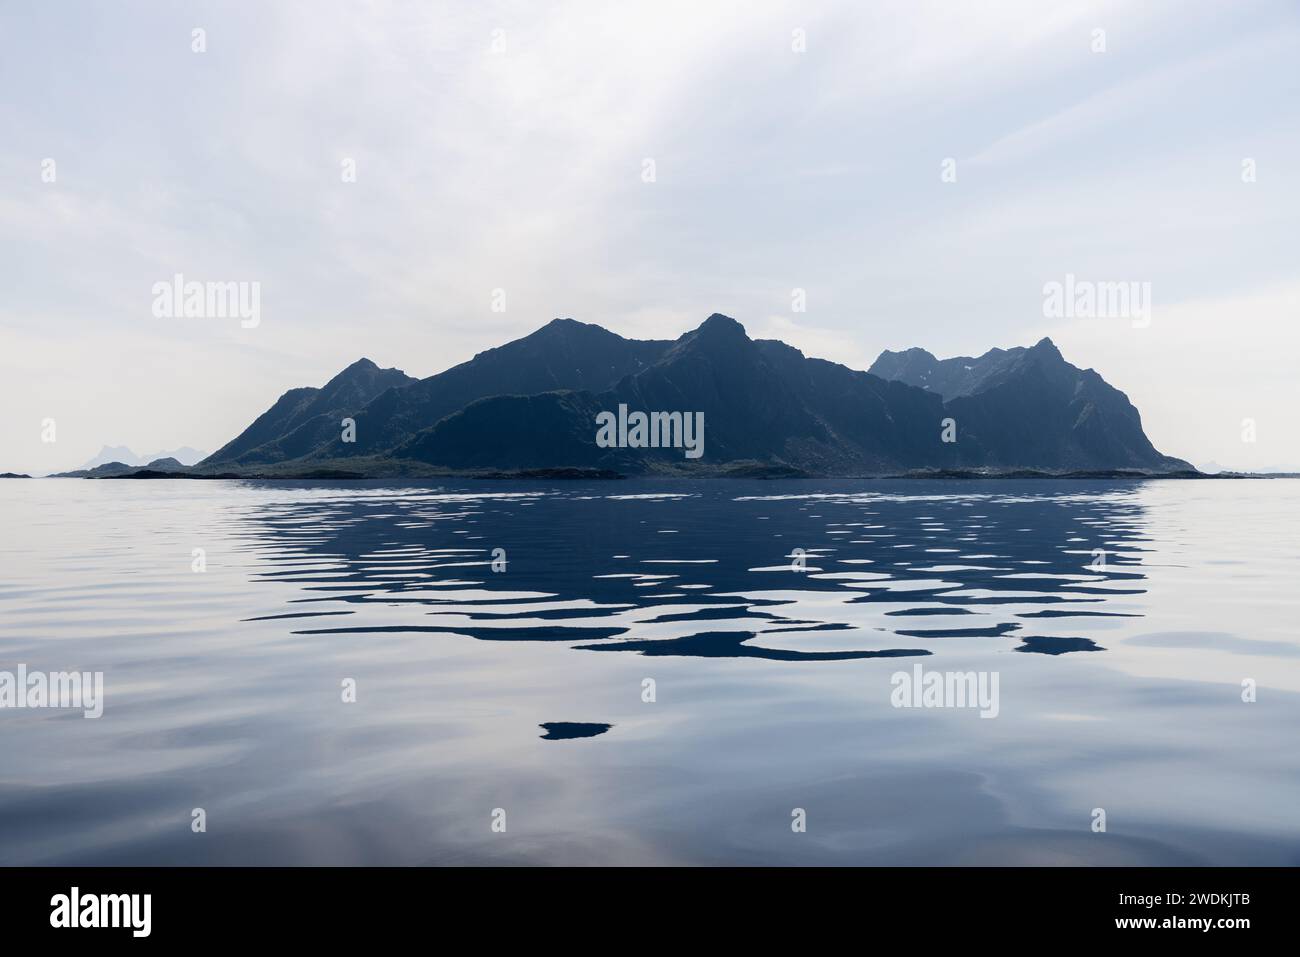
[190,314,1189,477]
[1198,461,1300,475]
[81,445,207,469]
[82,445,143,469]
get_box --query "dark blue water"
[1,478,1297,864]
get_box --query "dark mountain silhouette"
[870,338,1189,471]
[301,318,670,462]
[52,461,137,478]
[194,314,1189,477]
[144,457,187,471]
[399,315,954,473]
[203,358,416,466]
[146,446,206,466]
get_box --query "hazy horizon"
[3,0,1298,474]
[31,314,1299,475]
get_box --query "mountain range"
[129,313,1187,478]
[81,445,208,469]
[50,314,1192,479]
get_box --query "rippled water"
[1,478,1298,865]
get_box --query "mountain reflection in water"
[237,480,1151,659]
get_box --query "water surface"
[1,478,1297,865]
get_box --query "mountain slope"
[304,318,671,460]
[198,314,1189,476]
[203,358,416,466]
[870,338,1190,470]
[869,346,1026,401]
[397,315,958,473]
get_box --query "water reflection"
[540,722,611,740]
[231,480,1151,662]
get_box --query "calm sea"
[1,478,1297,865]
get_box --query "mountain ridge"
[81,445,207,469]
[185,313,1190,477]
[204,358,417,465]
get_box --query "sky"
[1,0,1297,474]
